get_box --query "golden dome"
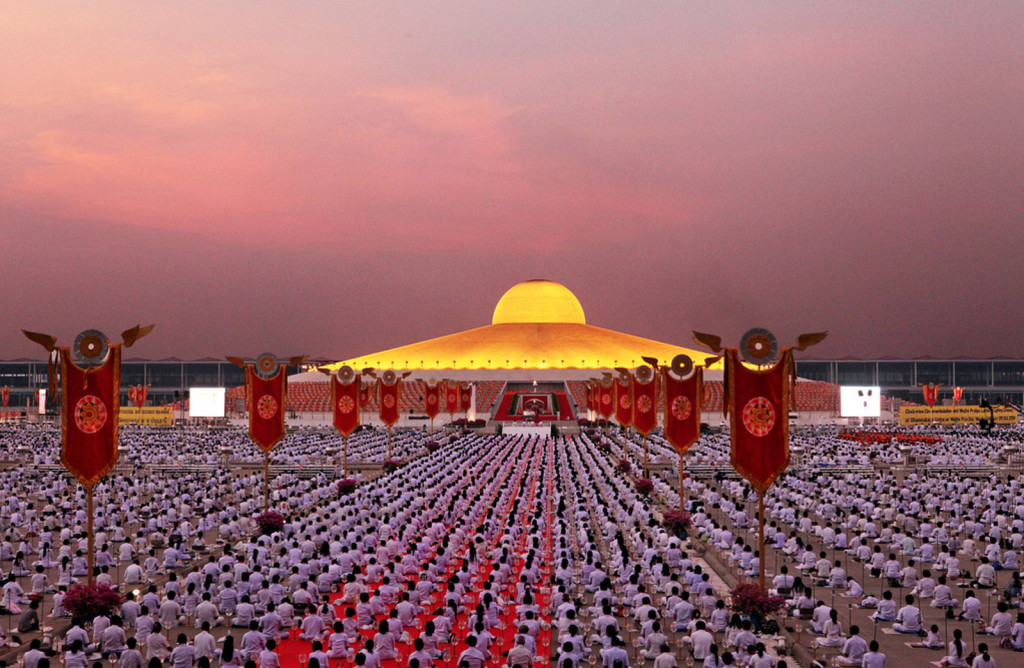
[492,280,586,325]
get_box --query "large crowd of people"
[0,419,1023,668]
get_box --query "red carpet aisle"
[274,436,555,668]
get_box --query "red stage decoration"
[953,386,963,403]
[379,371,401,426]
[614,375,633,428]
[423,382,441,420]
[598,379,615,419]
[331,370,361,437]
[246,364,288,453]
[663,366,703,455]
[632,367,658,436]
[131,385,147,408]
[1,386,8,407]
[725,347,794,494]
[922,383,940,407]
[445,381,459,415]
[459,382,473,412]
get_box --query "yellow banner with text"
[899,405,1018,426]
[119,406,174,426]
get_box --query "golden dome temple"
[320,280,718,379]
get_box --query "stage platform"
[501,424,551,437]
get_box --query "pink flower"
[63,583,123,620]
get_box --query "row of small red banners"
[580,348,794,494]
[248,371,471,451]
[0,385,145,408]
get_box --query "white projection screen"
[189,387,226,418]
[840,386,881,417]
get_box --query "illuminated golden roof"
[492,279,586,325]
[327,322,718,371]
[325,279,718,372]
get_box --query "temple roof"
[322,280,718,373]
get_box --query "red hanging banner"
[952,386,963,403]
[60,347,122,489]
[1,386,8,407]
[663,367,703,455]
[246,365,287,452]
[332,374,361,437]
[445,382,459,415]
[128,386,137,407]
[379,378,400,426]
[922,383,940,407]
[423,383,441,419]
[359,382,371,410]
[459,383,472,412]
[615,378,633,428]
[632,374,658,436]
[598,380,615,419]
[726,348,793,494]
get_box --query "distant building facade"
[796,359,1024,405]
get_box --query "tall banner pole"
[693,327,828,594]
[387,425,392,460]
[679,458,686,513]
[324,365,359,477]
[643,435,649,478]
[264,452,270,511]
[86,489,95,586]
[230,352,306,512]
[758,493,766,590]
[655,354,706,516]
[24,324,155,589]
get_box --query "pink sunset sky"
[2,3,1023,360]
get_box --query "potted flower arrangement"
[255,509,286,536]
[382,459,403,474]
[634,478,655,495]
[336,479,358,496]
[616,458,631,474]
[425,441,440,453]
[729,583,786,631]
[62,583,123,621]
[662,510,691,537]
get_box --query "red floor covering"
[274,439,555,668]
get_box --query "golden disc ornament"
[73,329,109,368]
[670,354,694,379]
[635,364,655,384]
[740,328,779,365]
[255,353,279,379]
